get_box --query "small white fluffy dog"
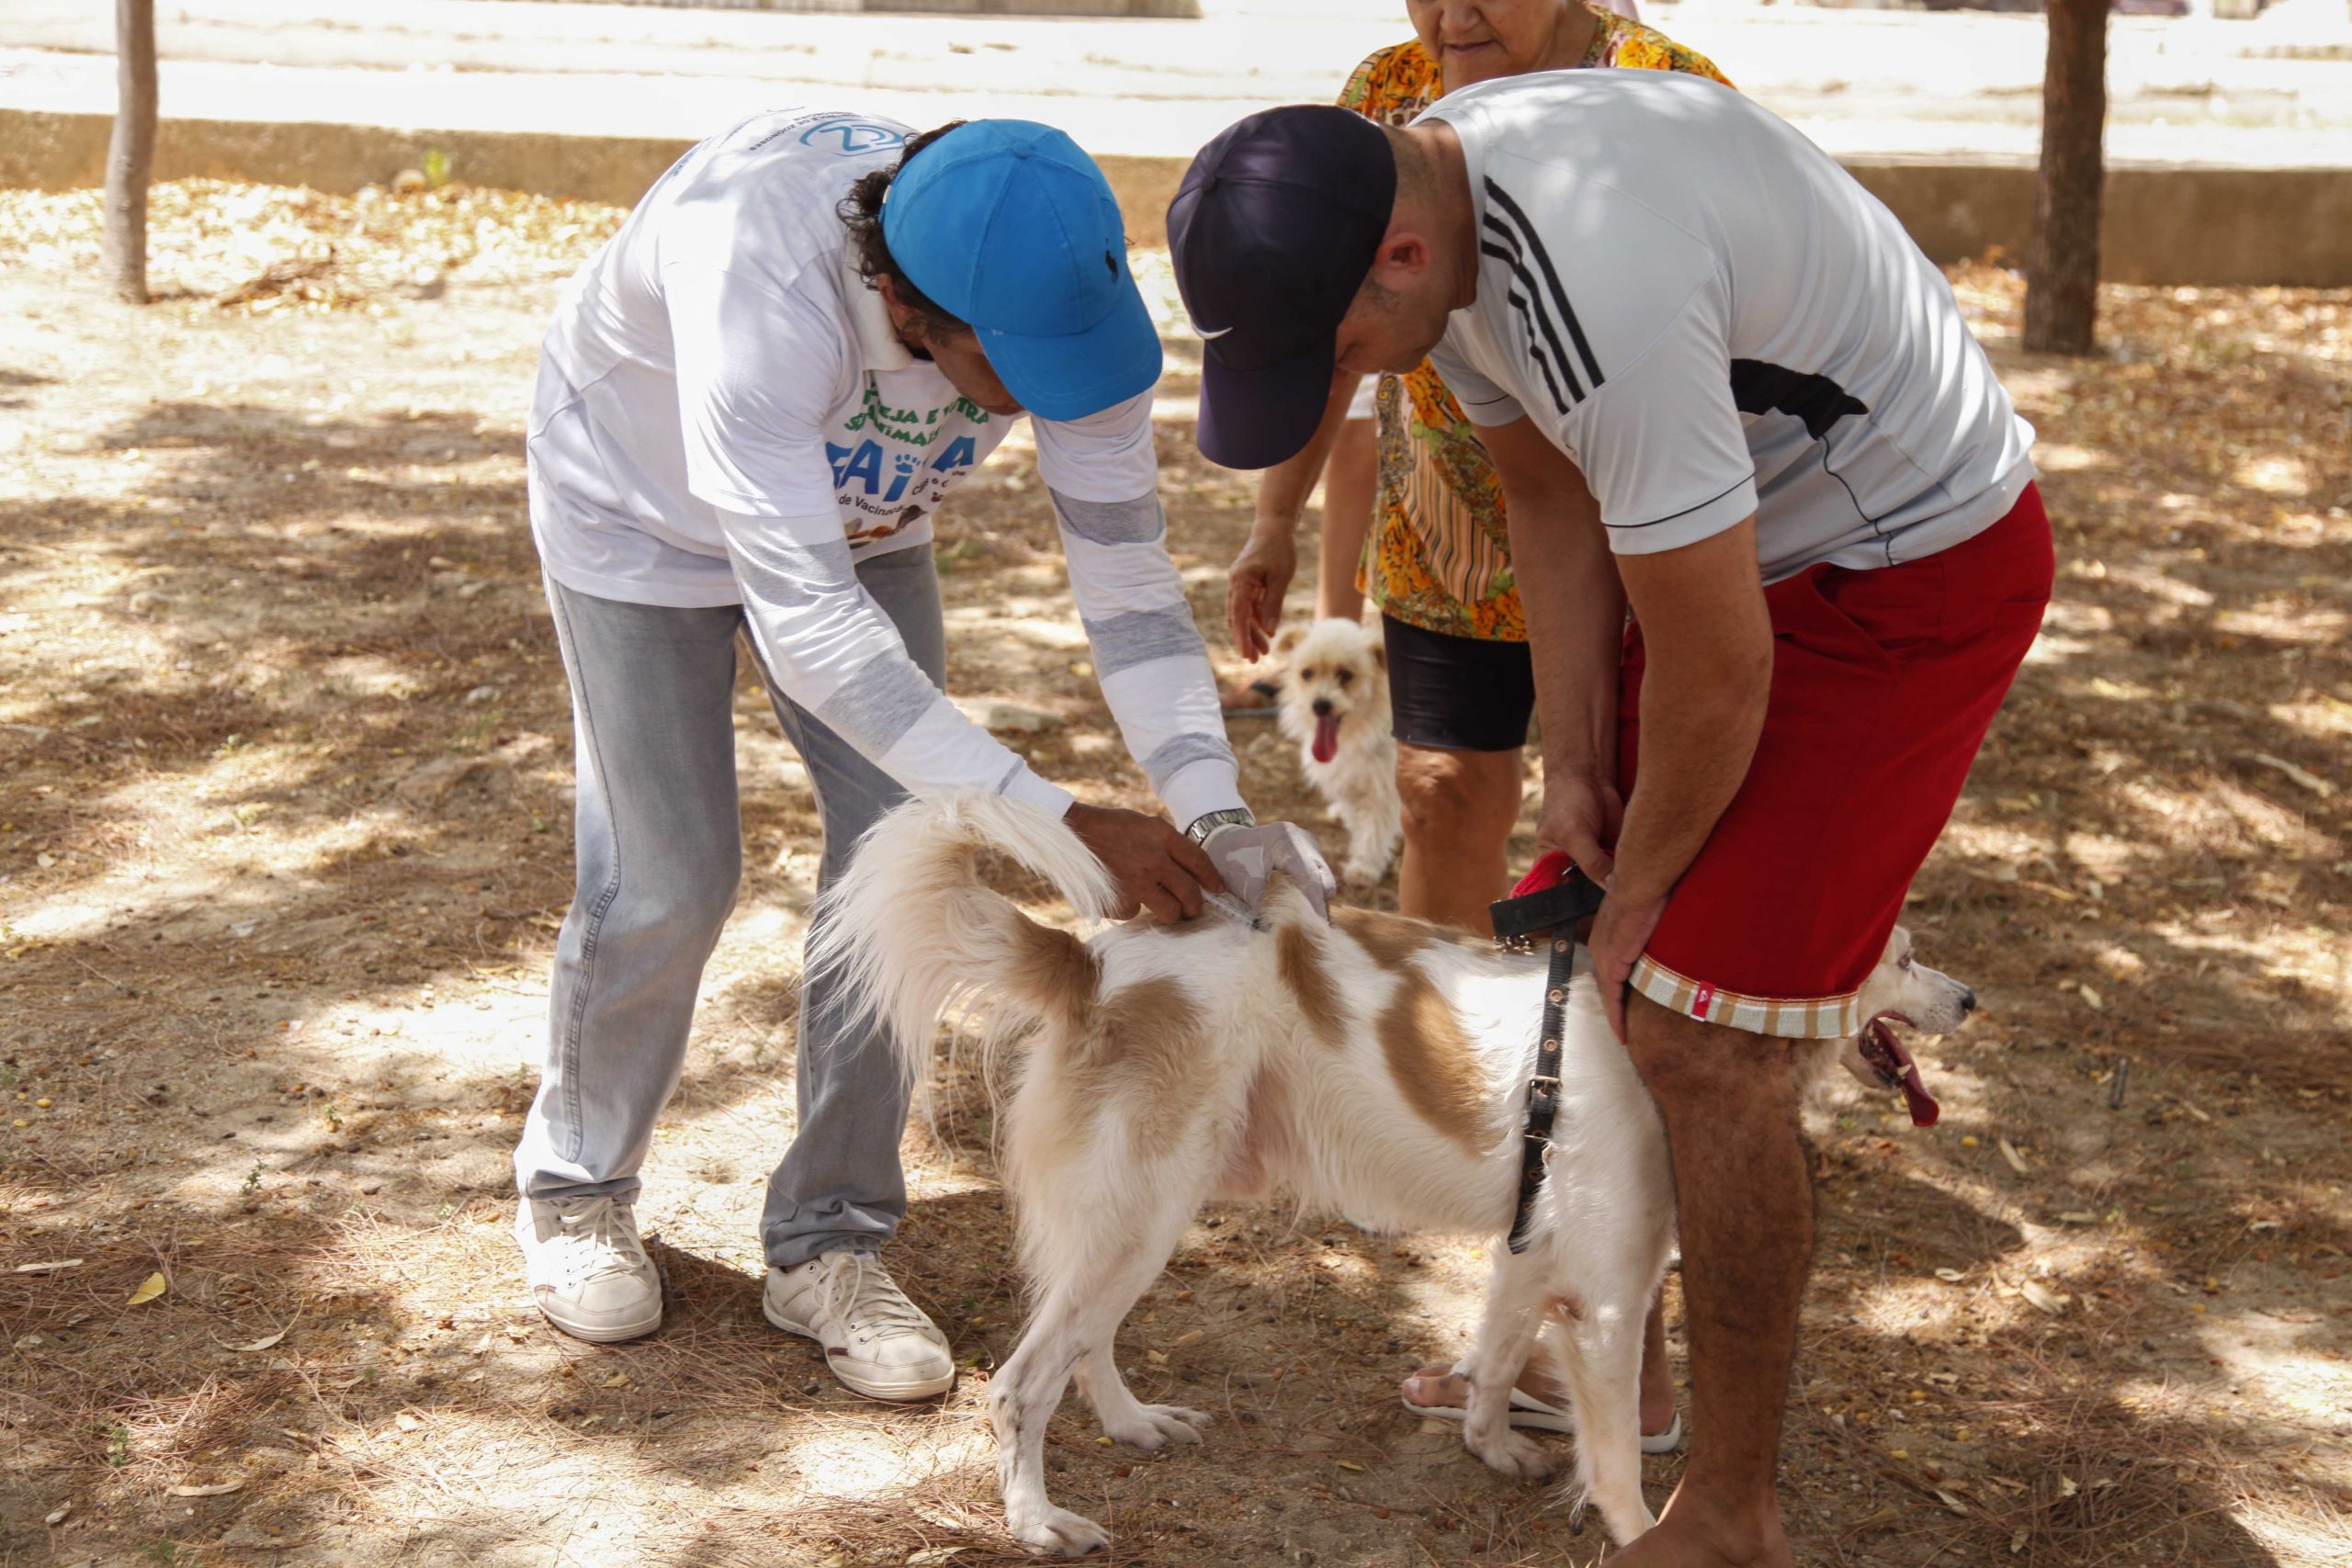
[1269,617,1400,889]
[811,795,1975,1558]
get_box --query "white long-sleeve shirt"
[526,107,1241,826]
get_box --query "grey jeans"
[512,546,945,1269]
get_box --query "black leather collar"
[1489,867,1608,1255]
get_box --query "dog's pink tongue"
[1899,1065,1941,1128]
[1311,713,1340,764]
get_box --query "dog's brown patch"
[1064,976,1208,1156]
[1335,907,1436,969]
[1276,923,1346,1048]
[1377,966,1490,1153]
[1008,918,1100,1033]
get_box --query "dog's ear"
[1368,642,1386,673]
[1272,625,1306,657]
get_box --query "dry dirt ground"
[0,183,2346,1568]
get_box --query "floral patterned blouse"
[1340,7,1732,641]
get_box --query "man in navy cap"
[513,112,1335,1400]
[1171,80,2048,1564]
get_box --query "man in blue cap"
[513,111,1334,1399]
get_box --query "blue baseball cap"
[1169,107,1396,469]
[881,120,1161,423]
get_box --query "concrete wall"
[5,109,2347,287]
[1843,159,2352,288]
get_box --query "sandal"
[1400,1360,1687,1452]
[1219,678,1281,719]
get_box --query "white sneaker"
[514,1196,662,1343]
[763,1251,955,1401]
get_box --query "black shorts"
[1380,614,1534,753]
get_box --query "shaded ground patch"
[0,184,2345,1566]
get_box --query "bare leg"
[1394,743,1522,936]
[1610,993,1804,1568]
[1314,416,1377,624]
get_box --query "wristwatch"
[1183,807,1255,846]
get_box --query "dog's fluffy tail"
[806,794,1115,1086]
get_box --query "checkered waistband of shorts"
[1629,954,1861,1040]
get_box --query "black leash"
[1488,865,1608,1256]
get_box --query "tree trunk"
[2023,0,2108,355]
[102,0,158,305]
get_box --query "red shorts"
[1619,483,2054,1038]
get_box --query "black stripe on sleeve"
[1484,180,1605,391]
[1499,284,1571,414]
[1482,228,1585,406]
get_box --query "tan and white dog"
[810,795,1975,1557]
[1269,617,1400,890]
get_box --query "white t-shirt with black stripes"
[1417,73,2035,583]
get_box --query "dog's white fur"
[1270,617,1400,889]
[811,795,1975,1558]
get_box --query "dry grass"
[0,186,2346,1567]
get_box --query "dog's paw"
[1102,1404,1211,1451]
[1466,1427,1557,1482]
[1007,1503,1112,1558]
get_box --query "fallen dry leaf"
[1998,1138,2031,1177]
[44,1502,70,1526]
[1335,1459,1366,1472]
[168,1478,245,1498]
[906,1549,965,1567]
[2239,751,2334,797]
[2019,1280,2068,1316]
[126,1272,168,1306]
[14,1258,84,1274]
[394,1412,424,1432]
[225,1325,291,1353]
[1934,1268,1967,1283]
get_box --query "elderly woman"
[1221,0,1729,1451]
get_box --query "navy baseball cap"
[1168,107,1396,470]
[883,120,1160,423]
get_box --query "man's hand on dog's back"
[1065,803,1223,923]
